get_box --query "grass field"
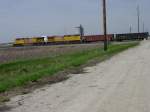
[0,42,139,93]
[0,43,101,64]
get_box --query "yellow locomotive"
[14,37,45,46]
[64,35,81,43]
[47,35,81,44]
[14,35,81,46]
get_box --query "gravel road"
[4,40,150,112]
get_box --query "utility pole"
[143,22,145,32]
[102,0,107,51]
[137,5,140,33]
[130,25,132,33]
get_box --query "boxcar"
[83,34,113,42]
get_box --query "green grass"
[0,42,139,92]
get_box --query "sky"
[0,0,149,43]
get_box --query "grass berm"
[0,42,139,93]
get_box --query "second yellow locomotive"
[14,37,45,46]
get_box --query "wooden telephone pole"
[102,0,108,51]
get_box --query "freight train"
[13,32,149,46]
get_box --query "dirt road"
[4,40,150,112]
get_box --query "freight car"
[83,34,114,42]
[114,32,149,41]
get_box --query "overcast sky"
[0,0,149,43]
